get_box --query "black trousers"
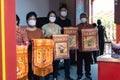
[53,59,70,78]
[28,63,34,80]
[92,51,99,63]
[34,75,50,80]
[77,51,91,76]
[70,49,76,65]
[99,41,105,55]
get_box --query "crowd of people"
[16,4,106,80]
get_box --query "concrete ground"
[40,63,98,80]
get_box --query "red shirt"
[77,23,94,52]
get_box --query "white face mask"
[81,18,87,23]
[61,11,67,17]
[28,20,36,26]
[49,17,56,22]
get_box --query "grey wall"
[16,0,76,26]
[49,0,60,15]
[50,0,76,26]
[16,0,50,26]
[66,0,76,26]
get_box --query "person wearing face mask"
[76,13,94,80]
[56,4,71,34]
[41,11,61,80]
[16,15,29,80]
[26,11,43,42]
[16,14,29,45]
[55,4,74,80]
[42,11,61,38]
[26,11,44,80]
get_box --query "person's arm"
[41,24,52,38]
[103,26,108,41]
[22,28,29,45]
[41,25,47,37]
[58,25,62,34]
[40,29,44,38]
[104,31,108,40]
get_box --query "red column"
[0,0,16,80]
[116,24,120,43]
[5,0,16,80]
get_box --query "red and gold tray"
[81,29,99,51]
[64,27,78,49]
[53,35,69,60]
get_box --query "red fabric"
[16,26,28,45]
[77,23,94,51]
[64,27,78,49]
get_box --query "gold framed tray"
[53,35,69,60]
[81,29,99,51]
[64,27,78,49]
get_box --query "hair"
[16,14,20,26]
[26,11,37,21]
[59,3,67,11]
[47,11,57,22]
[97,19,102,24]
[92,23,97,27]
[80,12,88,18]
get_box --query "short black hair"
[47,11,57,22]
[92,23,97,27]
[26,11,37,21]
[16,14,20,26]
[59,3,67,11]
[80,12,88,18]
[97,19,102,25]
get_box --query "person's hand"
[24,41,29,46]
[47,34,52,38]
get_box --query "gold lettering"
[84,31,96,36]
[65,30,77,34]
[54,37,68,41]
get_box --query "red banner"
[64,27,78,49]
[53,35,69,60]
[81,29,99,51]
